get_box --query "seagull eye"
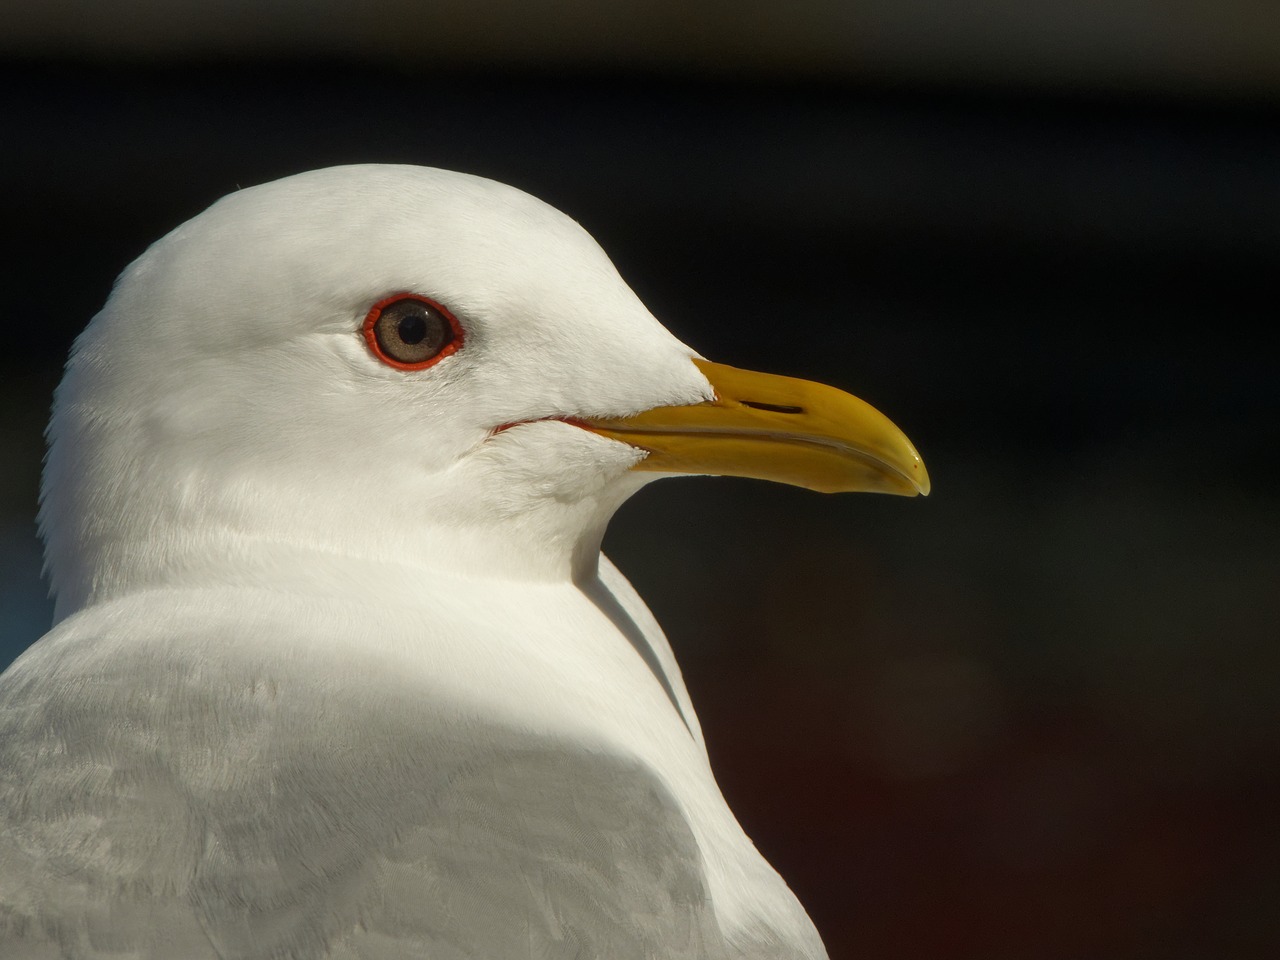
[362,294,463,370]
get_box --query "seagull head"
[41,165,927,616]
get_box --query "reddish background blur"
[1,4,1277,957]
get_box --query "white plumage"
[0,165,926,959]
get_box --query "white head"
[41,164,927,621]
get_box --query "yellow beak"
[581,359,930,496]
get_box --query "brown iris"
[362,294,463,370]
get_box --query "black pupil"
[398,312,429,345]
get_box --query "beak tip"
[909,458,931,497]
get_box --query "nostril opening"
[740,400,805,414]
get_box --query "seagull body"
[0,166,927,959]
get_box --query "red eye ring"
[361,293,465,371]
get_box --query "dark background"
[1,4,1277,957]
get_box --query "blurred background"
[1,2,1277,957]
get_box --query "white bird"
[0,165,928,959]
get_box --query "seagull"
[0,165,928,959]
